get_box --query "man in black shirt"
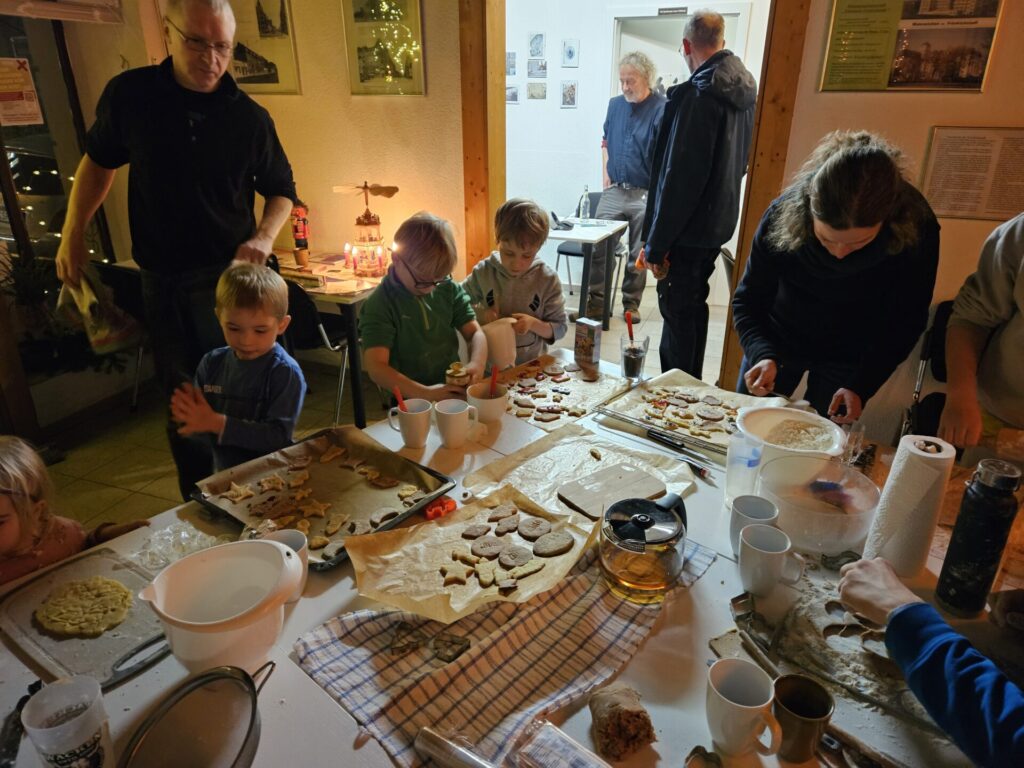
[56,0,297,498]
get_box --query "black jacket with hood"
[641,50,756,262]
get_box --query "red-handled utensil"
[625,310,634,342]
[393,386,407,412]
[489,366,499,398]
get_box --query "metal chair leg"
[566,257,574,296]
[333,346,348,426]
[130,344,144,413]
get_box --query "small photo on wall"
[506,52,516,76]
[562,39,579,68]
[506,85,520,104]
[561,80,577,108]
[527,59,547,78]
[527,82,546,100]
[528,32,545,57]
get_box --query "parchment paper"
[461,423,695,521]
[598,369,788,453]
[342,486,596,624]
[500,354,629,432]
[193,426,451,566]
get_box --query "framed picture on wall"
[528,32,545,57]
[341,0,425,95]
[821,0,1002,92]
[506,85,519,104]
[527,59,547,78]
[560,80,577,108]
[527,82,546,100]
[562,39,579,68]
[506,52,516,76]
[231,0,300,93]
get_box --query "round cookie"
[462,524,491,540]
[498,546,532,569]
[471,535,507,559]
[701,395,722,406]
[695,405,725,422]
[518,517,552,541]
[533,530,574,557]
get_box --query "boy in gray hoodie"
[462,199,569,365]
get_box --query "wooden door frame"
[458,0,505,272]
[719,0,813,388]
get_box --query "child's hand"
[171,383,226,436]
[417,383,468,401]
[462,361,485,384]
[510,313,536,335]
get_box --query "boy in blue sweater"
[171,262,306,474]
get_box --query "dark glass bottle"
[935,459,1021,617]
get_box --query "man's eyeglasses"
[166,17,233,57]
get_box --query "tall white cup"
[22,676,115,768]
[729,495,779,558]
[434,399,479,449]
[264,528,308,603]
[706,658,781,756]
[388,398,432,449]
[466,382,508,423]
[739,524,805,596]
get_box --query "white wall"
[783,0,1024,441]
[62,0,468,274]
[505,1,771,302]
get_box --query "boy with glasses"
[361,212,487,401]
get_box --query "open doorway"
[504,1,769,384]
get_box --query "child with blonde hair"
[0,436,149,585]
[463,198,567,364]
[171,262,306,475]
[361,212,487,400]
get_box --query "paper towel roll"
[862,434,955,577]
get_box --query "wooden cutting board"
[557,463,665,517]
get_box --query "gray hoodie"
[462,252,569,364]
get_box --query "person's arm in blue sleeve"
[219,360,306,454]
[887,602,1024,768]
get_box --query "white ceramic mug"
[466,382,508,423]
[739,524,805,597]
[263,529,308,603]
[387,398,432,449]
[706,658,782,757]
[729,495,779,558]
[434,399,479,449]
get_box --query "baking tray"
[191,426,455,571]
[0,548,169,688]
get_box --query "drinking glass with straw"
[620,311,649,384]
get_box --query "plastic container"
[725,431,763,504]
[138,540,302,673]
[22,676,114,768]
[755,455,880,555]
[736,407,845,467]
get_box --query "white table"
[547,218,629,330]
[1,366,968,767]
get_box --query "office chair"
[283,280,350,425]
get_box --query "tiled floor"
[45,281,727,529]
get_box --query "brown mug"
[773,674,835,762]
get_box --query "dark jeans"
[656,246,720,376]
[141,265,227,500]
[736,355,859,419]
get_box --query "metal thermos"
[935,459,1021,617]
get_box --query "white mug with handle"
[706,658,782,757]
[739,524,805,597]
[434,399,478,449]
[387,398,432,449]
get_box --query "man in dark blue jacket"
[639,10,756,376]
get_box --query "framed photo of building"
[231,0,301,94]
[341,0,425,95]
[506,85,519,104]
[506,52,516,76]
[561,80,577,108]
[527,59,547,78]
[527,82,546,100]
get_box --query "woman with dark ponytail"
[732,130,939,422]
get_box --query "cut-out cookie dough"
[476,560,497,588]
[509,559,545,579]
[533,530,574,557]
[440,563,474,586]
[288,470,309,488]
[308,535,330,550]
[471,535,506,559]
[451,547,481,566]
[517,518,551,541]
[320,444,346,463]
[325,513,349,535]
[498,546,532,569]
[487,503,518,522]
[222,482,255,502]
[258,474,285,493]
[495,515,520,536]
[462,524,491,540]
[370,507,401,528]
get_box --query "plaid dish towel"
[295,541,716,767]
